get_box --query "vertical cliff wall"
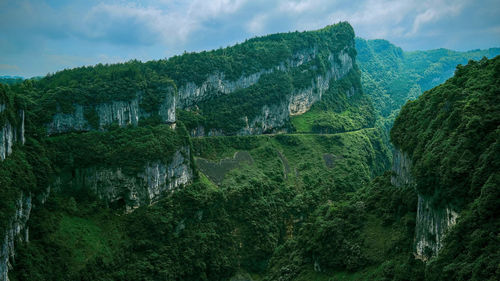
[0,193,31,281]
[177,47,319,108]
[391,148,458,261]
[414,195,458,261]
[46,88,176,135]
[52,147,193,211]
[0,110,24,161]
[0,92,27,281]
[184,47,356,137]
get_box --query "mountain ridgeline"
[0,21,499,281]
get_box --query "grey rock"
[414,195,458,261]
[0,110,24,161]
[46,88,176,135]
[391,148,415,187]
[52,147,193,211]
[183,47,355,136]
[178,48,319,108]
[391,147,458,261]
[0,193,31,281]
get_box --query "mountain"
[0,77,24,86]
[391,56,500,279]
[356,38,500,126]
[0,21,499,281]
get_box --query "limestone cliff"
[177,47,319,108]
[391,147,458,261]
[187,48,355,137]
[46,88,176,135]
[0,102,28,281]
[51,147,193,211]
[414,195,458,261]
[0,110,24,161]
[390,148,414,187]
[0,193,31,281]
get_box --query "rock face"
[186,48,355,136]
[391,147,458,261]
[0,103,27,281]
[52,147,193,211]
[46,88,176,135]
[0,110,25,161]
[0,193,31,281]
[243,49,354,135]
[391,148,414,187]
[178,48,319,108]
[414,195,458,261]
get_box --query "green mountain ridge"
[0,22,499,281]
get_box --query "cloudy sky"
[1,0,499,78]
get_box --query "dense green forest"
[391,56,500,280]
[1,21,499,281]
[356,38,500,127]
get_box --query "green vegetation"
[392,56,500,280]
[174,22,362,135]
[6,61,176,130]
[291,66,376,134]
[0,84,24,126]
[46,124,190,176]
[0,76,24,86]
[391,56,499,207]
[148,22,355,87]
[1,21,499,281]
[356,37,500,126]
[9,126,392,280]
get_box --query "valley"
[1,21,499,281]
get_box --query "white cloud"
[409,0,467,36]
[246,13,269,34]
[1,0,498,77]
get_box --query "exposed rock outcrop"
[241,49,354,135]
[391,148,414,187]
[178,48,319,108]
[0,110,25,161]
[46,88,176,135]
[414,195,458,261]
[0,193,31,281]
[391,147,458,261]
[52,147,193,211]
[0,103,27,281]
[186,48,355,136]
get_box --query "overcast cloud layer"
[1,0,499,77]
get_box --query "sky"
[1,0,499,78]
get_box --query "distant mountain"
[356,37,500,123]
[0,76,24,85]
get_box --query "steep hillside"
[391,56,499,279]
[10,129,391,281]
[356,38,500,125]
[1,21,499,281]
[0,22,386,281]
[161,22,374,136]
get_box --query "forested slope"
[0,21,498,281]
[356,37,500,126]
[391,56,500,280]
